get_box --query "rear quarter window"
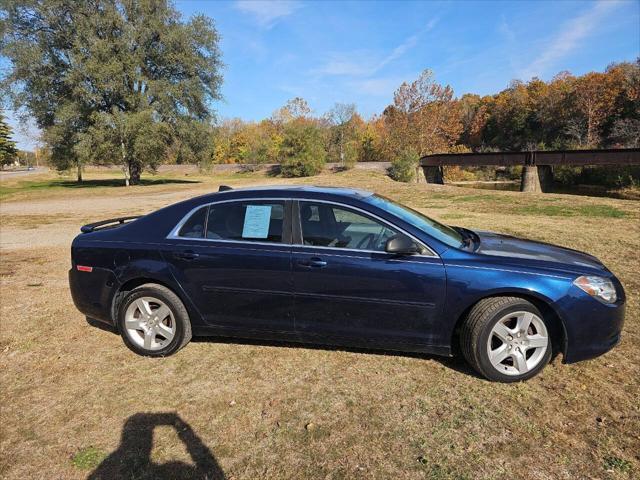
[178,207,207,238]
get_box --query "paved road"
[0,167,48,178]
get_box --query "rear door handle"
[174,250,199,260]
[298,257,327,268]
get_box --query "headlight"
[573,275,617,304]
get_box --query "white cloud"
[234,0,299,28]
[314,53,378,77]
[522,0,622,79]
[350,75,415,97]
[314,18,438,78]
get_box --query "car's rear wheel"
[461,297,552,382]
[117,283,192,357]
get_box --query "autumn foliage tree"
[206,61,637,183]
[382,70,463,159]
[460,61,639,151]
[324,103,364,169]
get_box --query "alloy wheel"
[124,296,176,351]
[486,311,549,376]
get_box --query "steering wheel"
[356,233,375,250]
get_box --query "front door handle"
[174,250,199,261]
[298,257,327,268]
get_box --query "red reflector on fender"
[77,265,93,272]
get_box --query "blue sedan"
[69,186,625,382]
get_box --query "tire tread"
[461,296,541,381]
[120,283,192,355]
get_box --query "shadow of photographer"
[88,412,224,480]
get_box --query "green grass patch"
[71,446,107,470]
[416,456,471,480]
[513,204,626,218]
[439,213,472,220]
[452,194,496,202]
[603,455,632,473]
[448,193,516,205]
[0,176,201,200]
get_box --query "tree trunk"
[120,137,130,187]
[129,162,142,185]
[77,163,83,183]
[123,167,130,187]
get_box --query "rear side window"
[206,201,285,243]
[178,206,207,238]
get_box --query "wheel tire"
[117,283,192,357]
[461,297,552,382]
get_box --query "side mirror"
[385,234,419,255]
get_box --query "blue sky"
[5,0,639,149]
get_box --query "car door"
[161,199,294,337]
[292,200,446,350]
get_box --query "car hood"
[473,230,605,271]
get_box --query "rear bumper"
[69,267,118,326]
[559,285,626,364]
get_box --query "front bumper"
[558,283,626,364]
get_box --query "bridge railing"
[420,148,640,192]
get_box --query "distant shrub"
[553,165,582,185]
[554,165,640,188]
[443,165,477,182]
[280,121,326,177]
[389,148,419,182]
[342,140,358,170]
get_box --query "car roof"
[208,185,374,200]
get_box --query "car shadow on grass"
[193,335,481,379]
[87,412,225,480]
[86,316,480,379]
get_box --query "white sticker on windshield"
[242,205,272,239]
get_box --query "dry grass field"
[1,168,639,479]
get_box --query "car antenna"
[218,185,233,192]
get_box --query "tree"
[280,120,326,177]
[456,65,640,152]
[383,70,462,157]
[2,0,222,184]
[609,119,640,147]
[567,72,619,147]
[604,61,640,147]
[388,148,419,183]
[359,122,383,162]
[325,103,361,168]
[245,120,283,166]
[272,97,312,124]
[0,113,18,167]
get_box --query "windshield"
[367,195,465,248]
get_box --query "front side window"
[206,201,285,243]
[299,201,398,252]
[366,194,464,248]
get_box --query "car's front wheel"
[461,297,552,382]
[117,283,192,357]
